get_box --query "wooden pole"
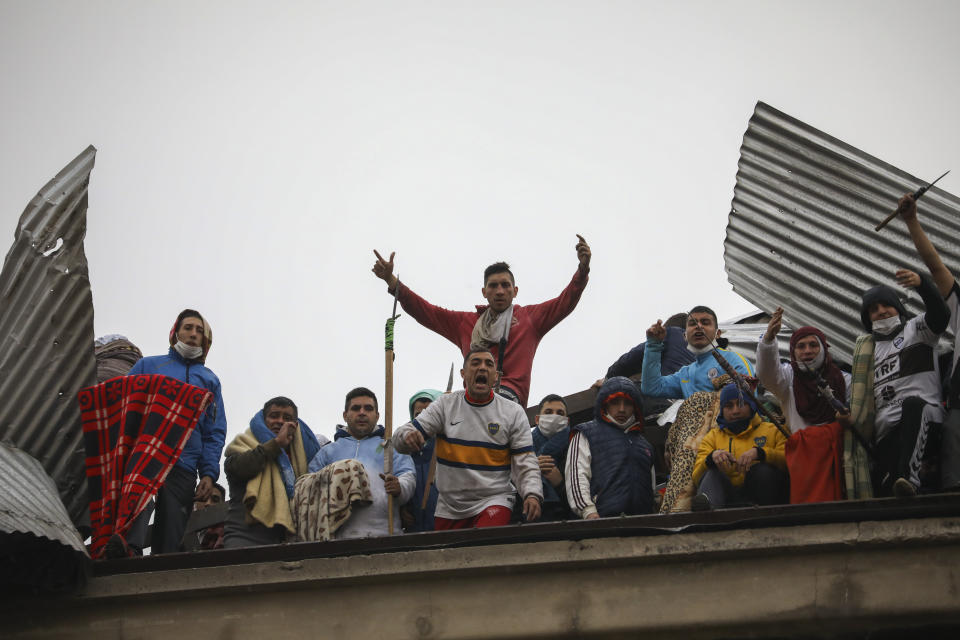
[384,348,395,535]
[383,281,400,535]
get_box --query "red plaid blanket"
[79,374,212,558]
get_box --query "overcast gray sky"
[2,1,958,446]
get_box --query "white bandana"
[174,340,203,361]
[872,316,902,336]
[536,414,569,438]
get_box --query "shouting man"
[392,347,543,529]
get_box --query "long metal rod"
[875,170,950,231]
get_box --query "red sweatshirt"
[396,267,589,407]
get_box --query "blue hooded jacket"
[406,389,442,532]
[574,377,654,517]
[128,347,227,481]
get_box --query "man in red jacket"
[372,235,591,406]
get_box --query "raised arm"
[899,194,954,297]
[525,235,591,335]
[896,269,950,335]
[372,249,471,346]
[372,249,400,292]
[756,307,791,400]
[640,321,684,398]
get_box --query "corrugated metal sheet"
[725,102,960,364]
[0,442,90,591]
[719,321,792,369]
[0,146,97,525]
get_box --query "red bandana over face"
[789,326,846,426]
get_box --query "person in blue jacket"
[308,387,415,539]
[602,313,694,382]
[401,388,442,533]
[124,309,227,555]
[641,305,753,399]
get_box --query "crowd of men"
[95,199,960,555]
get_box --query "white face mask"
[872,315,902,336]
[536,413,569,438]
[687,343,713,356]
[796,341,826,372]
[603,412,637,430]
[174,340,203,360]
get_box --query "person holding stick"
[307,387,415,539]
[856,267,949,497]
[640,305,754,513]
[895,192,960,491]
[641,306,753,400]
[392,347,543,529]
[371,236,591,407]
[757,311,853,503]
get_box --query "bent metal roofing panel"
[724,102,960,364]
[0,146,97,526]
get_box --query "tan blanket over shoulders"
[225,427,311,534]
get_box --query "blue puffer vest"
[577,377,653,517]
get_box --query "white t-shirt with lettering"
[873,313,941,440]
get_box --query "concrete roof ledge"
[7,514,960,639]
[71,516,960,600]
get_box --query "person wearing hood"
[401,388,442,533]
[124,309,227,554]
[223,397,328,548]
[641,306,753,400]
[532,394,572,521]
[757,310,852,503]
[308,387,415,539]
[565,377,655,519]
[856,269,949,497]
[895,192,960,490]
[392,347,543,528]
[372,236,591,407]
[691,383,788,510]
